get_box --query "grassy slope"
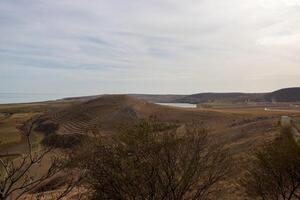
[0,113,30,150]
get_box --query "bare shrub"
[0,117,81,200]
[74,119,232,200]
[42,134,83,149]
[34,121,59,135]
[240,127,300,200]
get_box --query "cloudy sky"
[1,0,300,96]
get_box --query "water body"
[0,93,72,104]
[156,103,197,108]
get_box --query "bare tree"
[73,119,232,200]
[240,127,300,200]
[0,117,82,200]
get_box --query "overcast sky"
[1,0,300,95]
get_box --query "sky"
[1,0,300,96]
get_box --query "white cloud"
[0,0,300,94]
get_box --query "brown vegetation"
[71,119,232,200]
[0,118,81,200]
[240,127,300,200]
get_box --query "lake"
[156,103,197,108]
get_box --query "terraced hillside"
[41,95,236,135]
[39,95,295,153]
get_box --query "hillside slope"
[42,95,234,135]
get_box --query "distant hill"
[264,88,300,102]
[172,93,265,104]
[59,87,300,104]
[61,94,186,103]
[128,94,185,103]
[172,87,300,104]
[61,95,104,102]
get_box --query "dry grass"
[0,100,74,153]
[0,113,34,151]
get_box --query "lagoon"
[156,103,197,108]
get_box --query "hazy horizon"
[1,0,300,95]
[0,86,298,104]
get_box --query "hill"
[56,87,300,105]
[128,94,185,103]
[61,93,259,104]
[172,87,300,103]
[38,95,288,154]
[40,95,236,136]
[61,94,186,103]
[172,92,265,103]
[264,87,300,102]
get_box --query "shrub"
[74,119,232,200]
[240,128,300,200]
[34,121,59,135]
[42,134,83,149]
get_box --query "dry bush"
[0,117,81,200]
[42,134,83,149]
[34,121,59,135]
[240,127,300,200]
[73,119,232,200]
